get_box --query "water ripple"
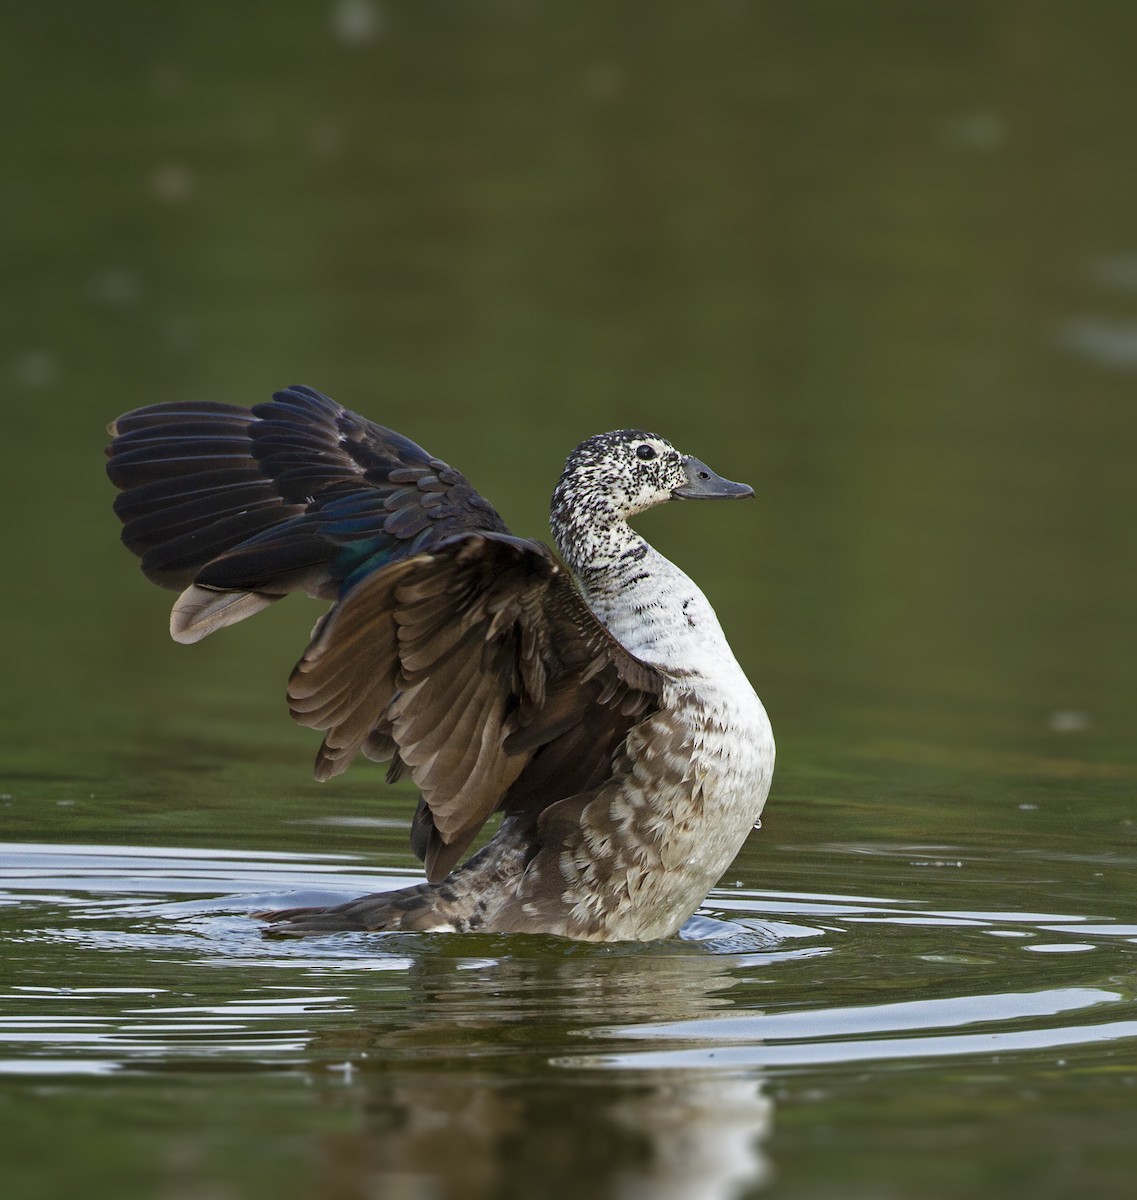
[1,840,1135,1079]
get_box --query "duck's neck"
[550,493,649,586]
[550,497,739,677]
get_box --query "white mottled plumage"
[533,479,776,940]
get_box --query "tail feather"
[170,585,282,645]
[255,881,460,935]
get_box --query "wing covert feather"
[286,532,664,882]
[109,390,668,886]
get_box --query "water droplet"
[943,112,1007,151]
[90,268,142,307]
[1057,318,1137,370]
[148,64,185,99]
[1048,709,1091,733]
[150,163,195,203]
[1089,254,1137,292]
[309,120,348,162]
[13,350,58,388]
[582,62,625,103]
[331,0,382,44]
[161,316,197,353]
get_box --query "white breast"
[584,544,757,687]
[579,543,776,938]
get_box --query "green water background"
[2,3,1136,1198]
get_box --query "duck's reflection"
[306,938,773,1199]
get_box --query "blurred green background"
[4,0,1135,818]
[3,3,1137,1198]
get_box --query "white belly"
[560,545,776,939]
[623,687,774,938]
[559,679,775,942]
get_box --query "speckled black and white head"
[550,430,752,573]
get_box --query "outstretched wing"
[106,385,508,641]
[288,532,664,881]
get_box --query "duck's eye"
[636,444,657,461]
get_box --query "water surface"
[3,3,1137,1198]
[3,826,1136,1199]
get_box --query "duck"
[105,385,775,941]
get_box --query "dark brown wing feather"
[106,386,509,642]
[108,389,662,883]
[288,532,664,881]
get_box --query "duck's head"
[552,430,753,528]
